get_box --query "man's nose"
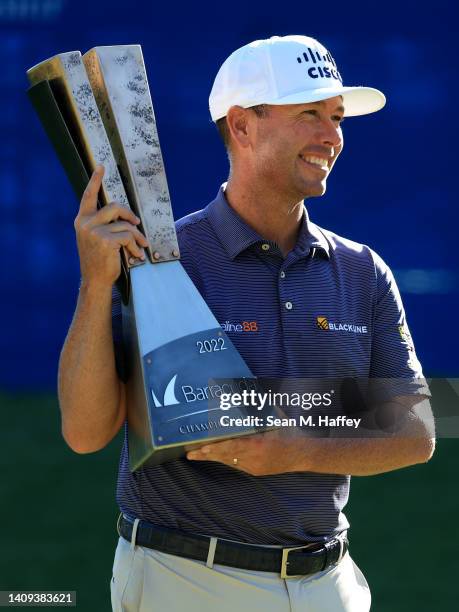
[322,122,343,148]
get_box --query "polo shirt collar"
[206,184,330,260]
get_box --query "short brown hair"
[215,104,270,150]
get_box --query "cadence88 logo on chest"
[220,320,259,332]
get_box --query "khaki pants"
[111,536,371,612]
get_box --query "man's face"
[250,97,344,201]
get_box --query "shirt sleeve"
[369,249,429,398]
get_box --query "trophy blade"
[83,45,179,263]
[27,52,131,214]
[26,51,147,301]
[27,79,91,201]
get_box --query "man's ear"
[226,106,252,150]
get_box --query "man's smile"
[299,154,329,172]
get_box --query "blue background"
[1,0,457,386]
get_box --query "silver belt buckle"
[280,544,316,579]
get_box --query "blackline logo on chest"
[316,316,368,334]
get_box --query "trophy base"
[122,260,272,471]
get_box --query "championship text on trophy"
[27,46,273,469]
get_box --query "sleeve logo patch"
[398,325,414,350]
[398,325,407,339]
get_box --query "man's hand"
[187,429,305,476]
[74,165,149,288]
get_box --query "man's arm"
[58,282,126,453]
[58,165,148,453]
[186,395,435,476]
[287,395,435,476]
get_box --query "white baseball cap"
[209,35,386,121]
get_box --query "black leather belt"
[118,515,348,579]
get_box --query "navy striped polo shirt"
[112,185,425,545]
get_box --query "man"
[58,35,435,611]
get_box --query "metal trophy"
[26,46,271,470]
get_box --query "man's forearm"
[294,434,435,476]
[58,282,125,453]
[294,404,435,476]
[187,400,435,476]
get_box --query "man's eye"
[333,116,345,125]
[303,110,318,116]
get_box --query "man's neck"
[224,178,304,256]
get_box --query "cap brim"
[264,86,386,117]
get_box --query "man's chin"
[302,182,327,199]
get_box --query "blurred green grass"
[1,392,120,612]
[347,438,459,609]
[1,392,458,611]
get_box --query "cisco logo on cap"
[296,47,342,82]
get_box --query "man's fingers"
[108,222,149,247]
[79,165,105,214]
[199,435,259,456]
[188,438,246,460]
[115,231,147,259]
[87,201,140,227]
